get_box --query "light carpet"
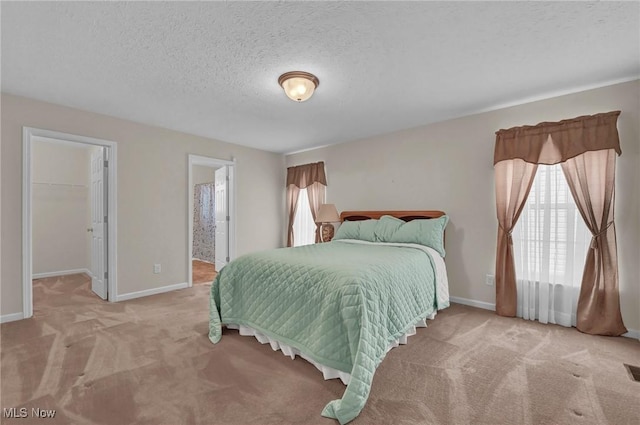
[1,274,638,424]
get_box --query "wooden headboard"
[340,210,446,222]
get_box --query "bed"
[209,210,450,424]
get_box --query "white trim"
[187,154,236,288]
[22,134,32,318]
[229,160,237,268]
[449,296,496,312]
[116,282,188,302]
[622,329,640,340]
[22,127,118,321]
[33,268,91,279]
[0,312,25,324]
[450,295,639,340]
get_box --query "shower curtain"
[193,183,215,263]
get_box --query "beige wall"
[287,80,640,331]
[192,164,215,185]
[32,140,91,274]
[1,93,285,316]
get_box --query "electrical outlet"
[485,274,495,286]
[154,264,161,274]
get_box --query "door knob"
[87,228,93,232]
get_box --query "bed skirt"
[226,311,437,386]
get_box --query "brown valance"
[286,161,327,188]
[494,111,621,165]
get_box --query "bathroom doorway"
[187,155,235,286]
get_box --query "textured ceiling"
[2,2,639,153]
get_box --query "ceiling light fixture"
[278,71,319,102]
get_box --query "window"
[513,164,591,286]
[493,112,624,334]
[292,188,316,247]
[512,164,591,326]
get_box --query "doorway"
[187,155,235,286]
[22,128,118,319]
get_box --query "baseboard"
[450,296,639,340]
[622,329,640,340]
[0,312,25,324]
[449,296,496,311]
[116,282,188,302]
[33,268,91,279]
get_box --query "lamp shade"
[315,204,340,223]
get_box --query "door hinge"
[104,271,108,279]
[226,215,230,221]
[104,215,108,223]
[104,160,109,168]
[225,175,230,181]
[226,256,230,262]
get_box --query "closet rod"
[32,182,88,188]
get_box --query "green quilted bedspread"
[208,240,442,424]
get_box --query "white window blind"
[293,188,316,247]
[512,163,591,327]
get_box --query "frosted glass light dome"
[278,71,319,102]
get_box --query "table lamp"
[315,204,340,242]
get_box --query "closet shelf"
[32,182,88,188]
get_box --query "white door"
[90,148,108,299]
[214,166,229,271]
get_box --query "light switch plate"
[154,264,161,274]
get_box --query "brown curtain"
[286,162,327,247]
[560,150,627,335]
[493,111,625,335]
[286,185,300,247]
[494,159,538,317]
[494,111,621,165]
[306,182,326,243]
[286,162,327,188]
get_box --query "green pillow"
[358,219,378,242]
[374,215,405,242]
[388,216,449,257]
[333,221,361,240]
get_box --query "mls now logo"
[3,408,27,418]
[31,408,57,418]
[3,407,56,418]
